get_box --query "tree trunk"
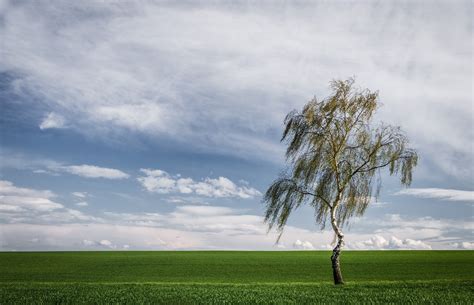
[331,237,344,285]
[329,204,344,285]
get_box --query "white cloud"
[354,213,473,232]
[0,220,330,251]
[348,235,432,250]
[274,243,286,249]
[2,154,129,180]
[451,242,474,250]
[174,205,235,216]
[75,201,88,207]
[99,239,114,248]
[138,169,176,194]
[396,188,474,202]
[16,156,129,180]
[39,112,66,130]
[0,195,63,212]
[0,205,464,251]
[0,180,55,199]
[293,240,314,250]
[72,192,87,198]
[2,1,471,175]
[106,204,265,236]
[0,180,62,212]
[0,180,100,224]
[61,164,129,179]
[165,196,211,205]
[82,239,95,246]
[0,182,469,250]
[348,213,473,251]
[82,239,116,249]
[137,168,261,198]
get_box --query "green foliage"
[0,251,473,304]
[265,78,418,235]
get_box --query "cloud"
[72,192,87,198]
[293,240,314,250]
[274,243,286,249]
[82,239,117,249]
[39,112,66,130]
[0,180,100,224]
[174,205,235,216]
[383,213,473,231]
[0,219,328,251]
[1,1,471,175]
[60,164,129,179]
[75,201,88,207]
[348,235,432,250]
[0,153,128,180]
[165,196,211,205]
[347,213,473,251]
[0,180,61,212]
[82,239,95,246]
[0,153,129,180]
[137,168,261,198]
[106,204,265,236]
[0,196,63,212]
[99,239,114,248]
[451,242,474,250]
[0,203,466,251]
[395,188,474,202]
[0,180,55,198]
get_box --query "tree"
[263,78,418,285]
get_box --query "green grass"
[1,251,473,304]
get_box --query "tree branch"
[282,178,332,208]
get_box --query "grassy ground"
[1,251,473,304]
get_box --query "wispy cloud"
[60,164,129,179]
[72,192,87,198]
[395,188,474,202]
[0,180,55,199]
[2,1,471,171]
[0,153,129,180]
[39,112,66,130]
[137,168,261,198]
[0,180,99,224]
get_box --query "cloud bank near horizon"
[1,180,471,251]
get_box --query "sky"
[0,0,472,251]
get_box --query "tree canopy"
[264,78,418,239]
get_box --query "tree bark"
[331,236,344,285]
[330,205,345,285]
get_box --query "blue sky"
[0,0,472,250]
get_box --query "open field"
[1,251,473,304]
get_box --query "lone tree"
[264,78,418,285]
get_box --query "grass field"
[1,251,473,304]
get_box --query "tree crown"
[264,78,418,238]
